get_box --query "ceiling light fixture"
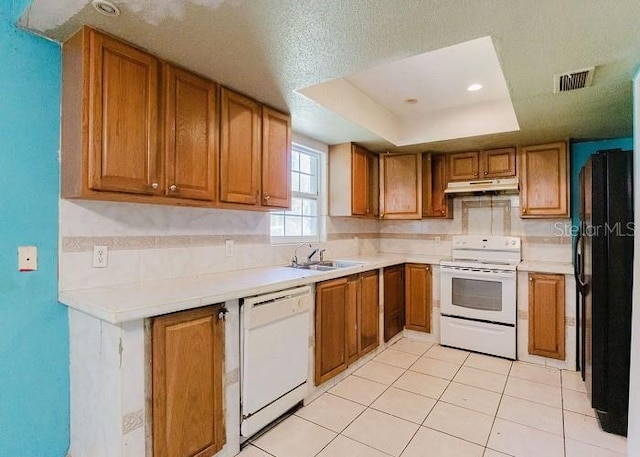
[404,98,418,104]
[92,0,120,16]
[467,83,483,92]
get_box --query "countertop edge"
[60,254,447,324]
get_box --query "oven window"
[451,278,502,312]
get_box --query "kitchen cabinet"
[62,26,161,198]
[483,147,517,178]
[384,265,405,342]
[404,263,432,333]
[152,305,225,457]
[220,88,261,206]
[315,270,380,385]
[163,64,218,201]
[448,148,516,181]
[422,153,452,218]
[62,26,290,210]
[261,107,291,208]
[359,270,380,356]
[329,143,379,217]
[315,277,350,384]
[381,153,422,219]
[528,273,565,360]
[519,142,569,218]
[448,151,479,181]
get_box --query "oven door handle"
[440,268,516,280]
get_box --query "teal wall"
[570,137,634,232]
[0,1,69,456]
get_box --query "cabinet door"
[164,65,218,201]
[359,270,380,356]
[315,278,348,385]
[152,305,225,457]
[448,151,479,181]
[519,142,569,217]
[262,107,291,208]
[405,264,432,333]
[382,154,422,219]
[88,29,160,194]
[366,152,380,217]
[346,276,359,365]
[483,147,516,178]
[528,273,565,360]
[422,153,452,218]
[384,265,405,342]
[220,88,261,205]
[351,145,369,216]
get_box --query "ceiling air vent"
[554,67,595,94]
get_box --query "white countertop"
[517,260,574,275]
[60,253,446,324]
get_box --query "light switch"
[18,246,38,271]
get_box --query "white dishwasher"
[240,286,311,438]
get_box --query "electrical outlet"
[435,236,441,245]
[224,239,234,257]
[18,246,38,271]
[93,245,108,268]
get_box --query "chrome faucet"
[319,248,326,262]
[291,242,311,267]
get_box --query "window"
[270,145,321,243]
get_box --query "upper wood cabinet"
[519,142,569,218]
[384,265,405,342]
[62,26,290,210]
[62,27,161,198]
[220,88,261,206]
[528,273,565,360]
[163,64,218,202]
[405,264,432,333]
[483,148,516,178]
[422,153,452,218]
[448,151,479,181]
[381,153,422,219]
[261,107,291,208]
[329,143,379,218]
[448,148,516,181]
[152,305,226,457]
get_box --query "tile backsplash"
[60,194,571,290]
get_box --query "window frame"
[270,143,323,245]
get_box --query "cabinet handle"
[523,208,527,214]
[441,210,445,215]
[264,194,271,201]
[218,306,228,321]
[151,182,159,190]
[484,171,488,176]
[169,184,177,192]
[529,277,533,282]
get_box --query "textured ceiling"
[20,0,640,153]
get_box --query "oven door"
[440,265,516,325]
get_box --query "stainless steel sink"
[290,260,363,271]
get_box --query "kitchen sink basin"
[290,260,364,271]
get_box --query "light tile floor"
[239,338,627,457]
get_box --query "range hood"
[444,177,519,194]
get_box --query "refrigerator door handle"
[574,231,587,291]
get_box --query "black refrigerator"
[575,149,634,436]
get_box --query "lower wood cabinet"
[152,305,226,457]
[315,271,380,385]
[404,263,432,333]
[528,273,565,360]
[384,265,405,342]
